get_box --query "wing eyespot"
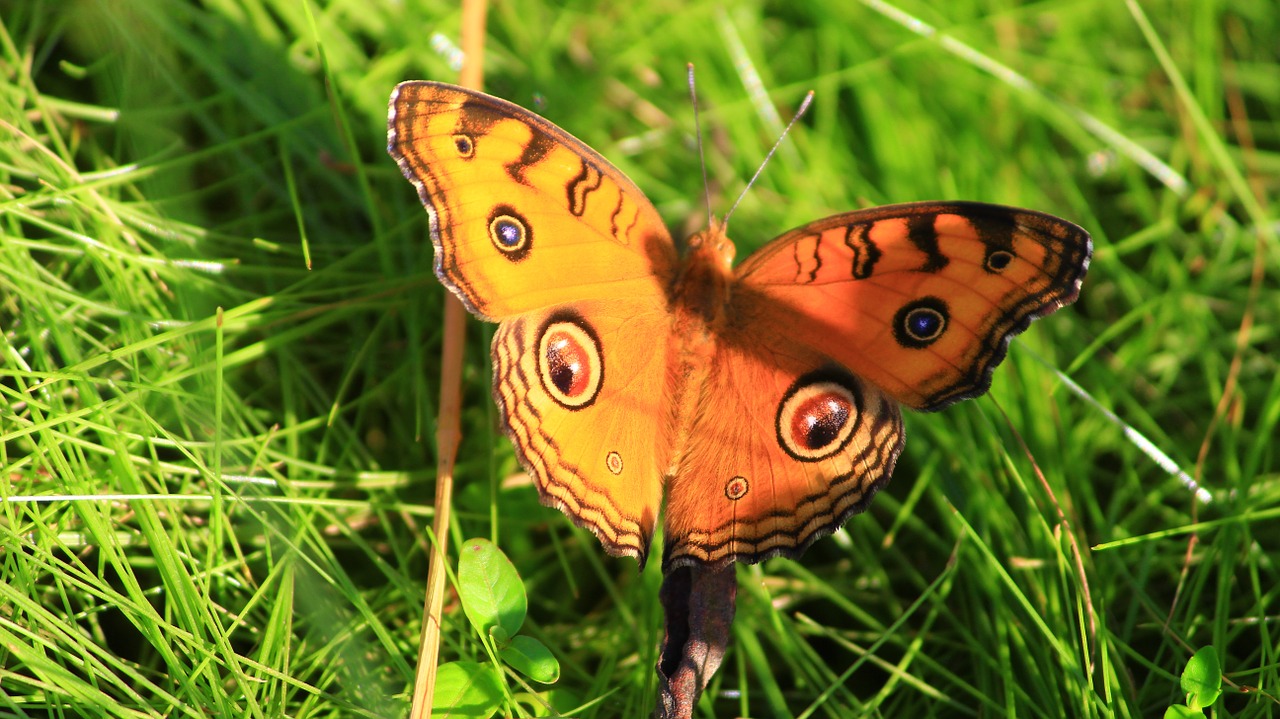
[451,133,475,158]
[488,205,531,261]
[606,451,624,475]
[985,249,1013,272]
[776,371,861,462]
[537,312,603,410]
[724,476,749,501]
[894,297,949,349]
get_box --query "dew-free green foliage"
[1166,646,1225,718]
[459,538,531,649]
[1,1,1277,717]
[435,662,504,719]
[437,538,560,718]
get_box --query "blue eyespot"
[894,297,949,349]
[487,206,531,260]
[909,310,941,337]
[495,220,521,247]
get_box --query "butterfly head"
[685,218,736,272]
[671,219,737,322]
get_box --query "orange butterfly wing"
[660,206,1089,569]
[388,81,677,319]
[491,297,672,565]
[662,330,904,568]
[734,203,1091,410]
[388,82,679,564]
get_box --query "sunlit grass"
[2,1,1277,717]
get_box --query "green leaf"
[1164,706,1200,719]
[1181,645,1222,710]
[500,635,561,684]
[457,538,527,641]
[432,661,503,719]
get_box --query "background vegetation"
[1,0,1276,716]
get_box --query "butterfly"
[387,81,1091,572]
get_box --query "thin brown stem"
[408,2,488,717]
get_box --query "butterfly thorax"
[661,221,738,477]
[670,221,736,327]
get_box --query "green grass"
[2,0,1278,717]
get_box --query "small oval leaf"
[458,538,527,641]
[432,661,503,719]
[1181,645,1222,709]
[1164,706,1199,719]
[500,635,561,684]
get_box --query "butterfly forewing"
[734,202,1091,411]
[388,81,677,321]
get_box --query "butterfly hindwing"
[492,297,673,566]
[661,323,904,569]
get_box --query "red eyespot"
[776,373,860,462]
[725,476,749,501]
[537,314,602,409]
[789,393,851,451]
[545,331,589,396]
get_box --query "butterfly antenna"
[723,90,815,231]
[688,63,714,228]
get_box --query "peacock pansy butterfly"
[387,81,1091,571]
